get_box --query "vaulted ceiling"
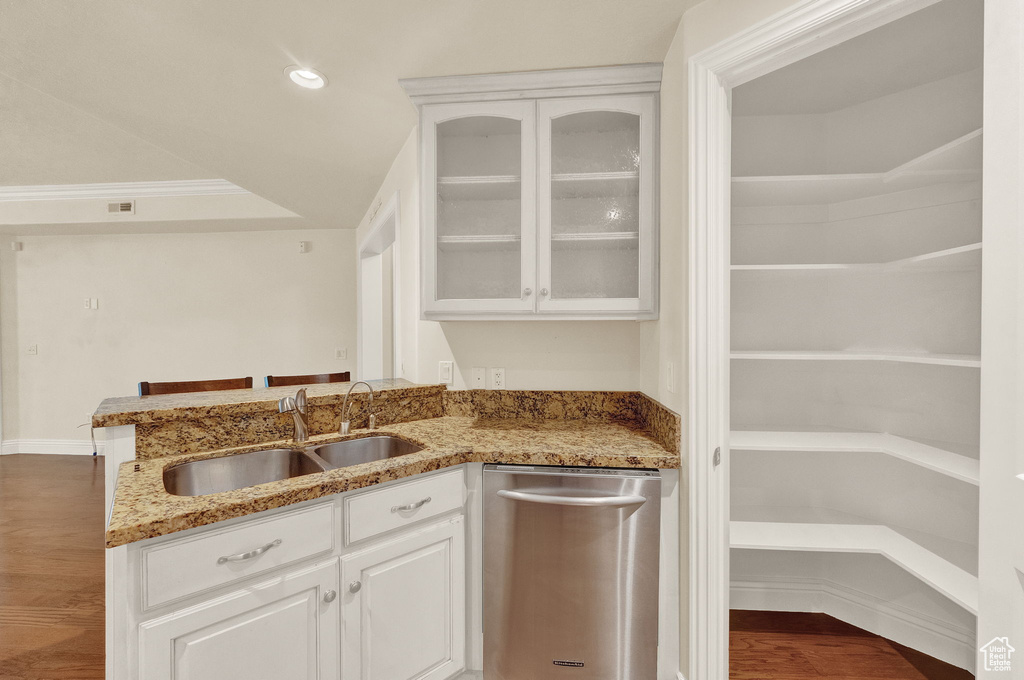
[0,0,698,232]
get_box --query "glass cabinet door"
[537,96,655,315]
[422,101,536,314]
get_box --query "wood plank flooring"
[0,455,105,680]
[731,610,974,680]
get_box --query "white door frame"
[686,0,941,677]
[357,191,401,381]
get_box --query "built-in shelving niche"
[729,118,983,667]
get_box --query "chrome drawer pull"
[391,496,431,513]
[217,539,282,564]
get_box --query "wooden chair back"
[264,372,352,388]
[138,376,253,396]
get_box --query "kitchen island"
[97,381,682,680]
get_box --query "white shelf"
[884,129,983,184]
[437,174,520,185]
[551,171,639,199]
[732,243,981,272]
[550,232,639,252]
[730,431,979,485]
[437,175,520,200]
[732,129,983,208]
[551,170,638,182]
[437,234,520,244]
[730,350,981,368]
[436,233,521,253]
[730,519,978,614]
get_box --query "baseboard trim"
[731,576,975,672]
[1,438,105,456]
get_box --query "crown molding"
[400,63,663,106]
[0,179,250,203]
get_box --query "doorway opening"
[358,192,401,381]
[688,0,982,675]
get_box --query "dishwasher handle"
[497,489,647,508]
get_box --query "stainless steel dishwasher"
[483,464,661,679]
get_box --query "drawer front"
[345,469,465,544]
[142,503,335,609]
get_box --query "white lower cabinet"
[138,560,339,680]
[341,516,466,680]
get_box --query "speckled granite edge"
[92,379,436,427]
[131,385,444,460]
[634,392,682,454]
[106,416,680,548]
[442,389,680,453]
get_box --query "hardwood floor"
[0,455,105,680]
[731,610,974,680]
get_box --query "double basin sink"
[163,436,423,497]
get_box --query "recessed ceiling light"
[285,65,327,90]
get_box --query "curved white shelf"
[733,130,982,208]
[730,431,979,485]
[730,519,978,614]
[732,243,981,272]
[884,129,982,184]
[730,350,980,368]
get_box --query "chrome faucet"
[278,388,309,443]
[339,381,375,435]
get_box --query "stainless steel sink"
[163,448,329,496]
[313,436,423,468]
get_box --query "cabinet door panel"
[341,517,465,680]
[139,561,338,680]
[422,101,537,315]
[538,96,657,315]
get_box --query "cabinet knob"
[540,288,549,296]
[523,288,532,297]
[349,580,362,594]
[323,590,337,603]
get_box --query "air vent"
[107,201,135,215]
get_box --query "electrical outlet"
[489,367,506,390]
[26,344,37,355]
[471,367,486,389]
[439,361,454,385]
[335,348,348,360]
[667,362,674,393]
[84,298,99,310]
[298,241,311,254]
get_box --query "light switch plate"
[439,361,454,385]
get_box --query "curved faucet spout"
[340,381,376,435]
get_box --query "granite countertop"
[105,415,679,548]
[93,378,422,427]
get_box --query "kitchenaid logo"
[553,660,584,667]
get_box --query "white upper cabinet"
[404,65,661,320]
[422,101,537,315]
[538,96,656,315]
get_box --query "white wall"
[976,0,1024,674]
[733,68,982,176]
[355,130,647,392]
[651,1,805,671]
[0,229,356,443]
